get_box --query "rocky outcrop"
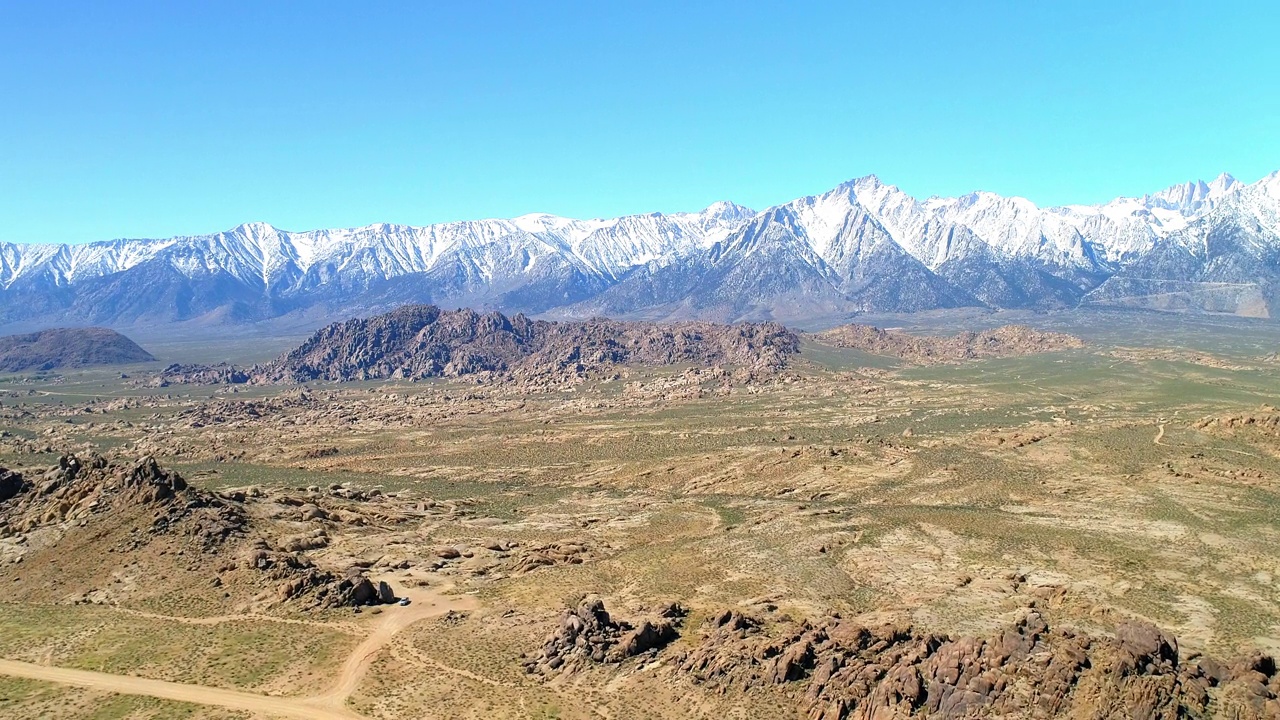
[670,608,1279,720]
[159,305,801,385]
[0,327,154,372]
[343,566,381,605]
[522,596,685,674]
[813,324,1083,364]
[0,454,245,551]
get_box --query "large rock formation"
[0,327,154,372]
[161,305,801,384]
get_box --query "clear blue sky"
[2,1,1277,243]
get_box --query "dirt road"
[312,577,479,710]
[0,578,477,719]
[0,659,364,720]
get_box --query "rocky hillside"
[0,327,154,372]
[813,323,1084,363]
[0,454,235,545]
[533,599,1280,720]
[164,305,801,384]
[0,454,431,611]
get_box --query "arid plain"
[1,309,1279,719]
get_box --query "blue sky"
[1,1,1277,243]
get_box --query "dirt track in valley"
[0,659,364,720]
[0,579,477,719]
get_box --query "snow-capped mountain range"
[2,171,1279,329]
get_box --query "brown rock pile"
[176,392,318,429]
[269,566,354,608]
[422,539,605,578]
[671,607,1279,719]
[243,542,396,609]
[523,596,686,674]
[231,482,430,530]
[814,323,1083,364]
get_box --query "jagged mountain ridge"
[2,171,1279,327]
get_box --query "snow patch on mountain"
[2,171,1278,325]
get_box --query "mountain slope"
[1081,173,1280,317]
[2,171,1279,327]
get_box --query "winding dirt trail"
[0,578,477,719]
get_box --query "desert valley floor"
[1,309,1279,719]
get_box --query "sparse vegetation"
[1,313,1279,717]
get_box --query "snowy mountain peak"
[839,174,890,194]
[3,169,1280,327]
[1255,171,1280,200]
[696,201,756,225]
[1146,173,1239,214]
[510,213,581,235]
[229,221,279,239]
[701,200,751,215]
